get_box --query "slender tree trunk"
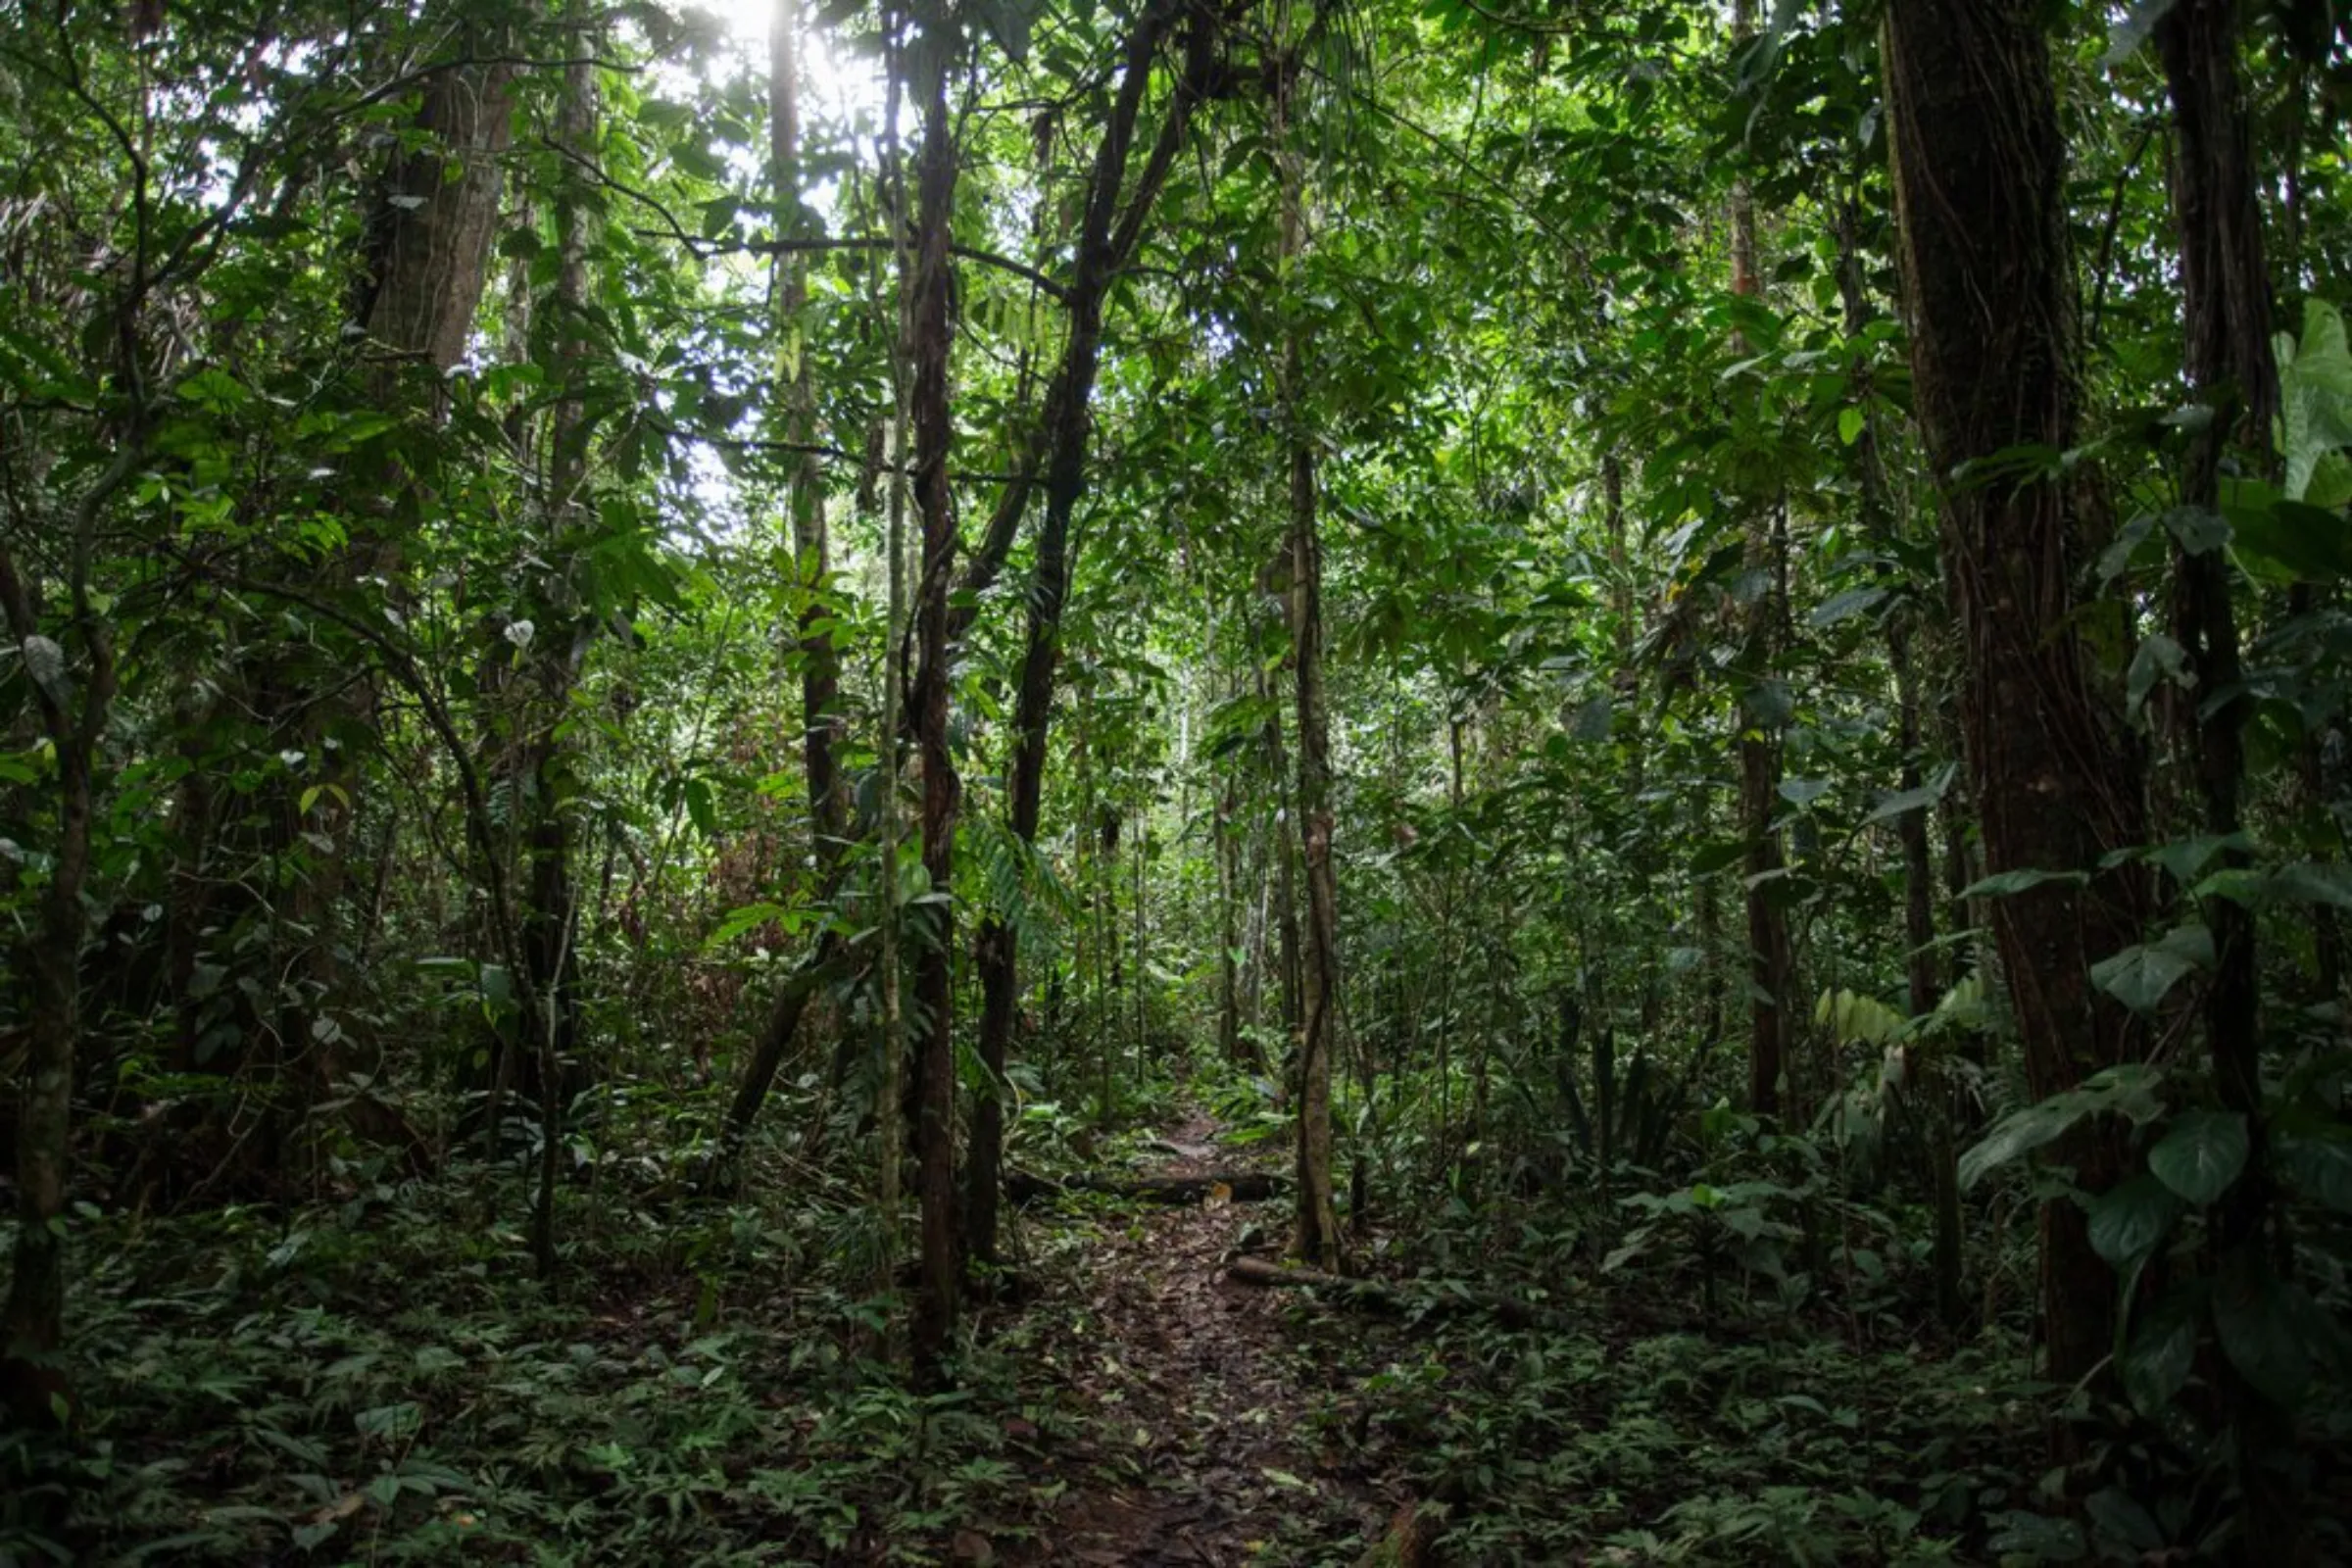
[1884,0,2152,1418]
[965,0,1213,1262]
[1276,106,1343,1270]
[1269,682,1303,1074]
[709,0,855,1182]
[526,21,601,1283]
[1730,0,1794,1120]
[0,536,118,1429]
[905,22,963,1376]
[1836,194,1964,1328]
[2153,1,2295,1547]
[1216,773,1245,1064]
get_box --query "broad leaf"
[1861,762,1955,826]
[2120,1283,2203,1416]
[2147,1109,2248,1205]
[1808,584,1885,627]
[1960,868,2087,899]
[1959,1090,2097,1191]
[2085,1174,2180,1267]
[2213,1250,2315,1408]
[2089,923,2212,1013]
[2278,1134,2352,1213]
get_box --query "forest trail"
[1004,1108,1405,1567]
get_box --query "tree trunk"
[1730,0,1794,1120]
[708,0,855,1184]
[1884,0,2152,1417]
[905,22,963,1377]
[221,36,518,1168]
[1216,773,1245,1065]
[966,0,1214,1263]
[0,539,117,1429]
[525,22,600,1283]
[1278,121,1344,1272]
[1836,192,1964,1330]
[2153,0,2294,1547]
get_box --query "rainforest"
[4,0,2352,1561]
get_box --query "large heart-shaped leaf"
[2119,1282,2204,1416]
[2090,924,2212,1013]
[2147,1109,2248,1205]
[2213,1250,2316,1408]
[2278,1134,2352,1213]
[2085,1174,2181,1267]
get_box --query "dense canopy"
[5,0,2352,1560]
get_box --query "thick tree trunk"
[2153,0,2295,1547]
[203,37,518,1170]
[356,59,517,377]
[1884,0,2152,1414]
[906,27,963,1377]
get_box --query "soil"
[997,1108,1408,1567]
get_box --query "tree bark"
[0,534,118,1429]
[1884,0,2152,1415]
[1729,0,1794,1120]
[905,20,963,1377]
[2153,0,2295,1548]
[1274,89,1344,1271]
[525,20,600,1283]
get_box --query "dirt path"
[1006,1109,1403,1566]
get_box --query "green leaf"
[2157,505,2231,558]
[2277,1134,2352,1212]
[2146,1109,2248,1205]
[1691,839,1747,876]
[1571,693,1613,742]
[2120,1283,2203,1416]
[2126,632,2188,719]
[706,902,799,951]
[2084,1491,2165,1555]
[1985,1510,2085,1562]
[1861,761,1955,826]
[2103,0,2181,68]
[2089,923,2212,1013]
[2146,832,2251,884]
[1776,778,1830,808]
[2213,1250,2315,1408]
[1807,584,1886,628]
[1960,868,2088,899]
[1837,406,1865,447]
[1959,1090,2099,1191]
[2278,299,2352,502]
[2085,1174,2180,1267]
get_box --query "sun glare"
[692,0,879,123]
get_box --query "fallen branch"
[1005,1169,1284,1205]
[1224,1256,1568,1332]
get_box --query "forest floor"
[15,1091,2086,1566]
[998,1106,1409,1567]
